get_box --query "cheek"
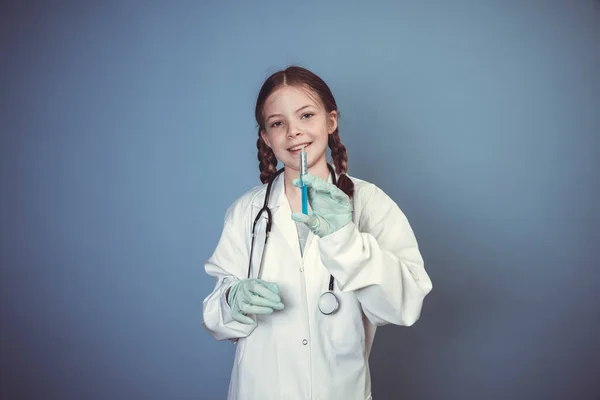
[269,136,288,154]
[264,130,282,145]
[272,134,286,146]
[310,118,330,134]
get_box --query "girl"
[202,66,432,400]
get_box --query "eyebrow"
[266,105,313,121]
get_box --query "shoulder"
[347,174,391,206]
[346,173,407,224]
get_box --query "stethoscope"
[247,163,340,315]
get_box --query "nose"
[286,121,302,139]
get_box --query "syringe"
[299,148,309,215]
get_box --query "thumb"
[291,212,311,224]
[291,212,321,232]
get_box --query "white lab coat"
[202,170,432,400]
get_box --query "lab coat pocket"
[320,291,366,345]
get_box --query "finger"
[262,281,279,294]
[307,214,326,233]
[304,214,322,233]
[252,282,282,303]
[249,293,285,310]
[240,303,275,315]
[303,174,340,197]
[292,212,320,231]
[316,178,349,202]
[329,186,350,203]
[300,174,323,187]
[232,312,256,325]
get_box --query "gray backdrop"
[1,1,599,399]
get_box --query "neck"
[283,161,332,196]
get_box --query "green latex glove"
[291,174,353,237]
[227,278,284,325]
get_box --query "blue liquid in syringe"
[300,149,309,215]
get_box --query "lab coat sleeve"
[202,208,258,341]
[318,185,433,327]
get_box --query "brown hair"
[255,66,354,198]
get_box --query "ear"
[260,130,272,148]
[327,110,338,134]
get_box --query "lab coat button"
[299,267,304,272]
[302,339,308,345]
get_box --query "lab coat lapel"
[270,174,304,261]
[253,173,301,262]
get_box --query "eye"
[270,121,283,128]
[301,113,314,119]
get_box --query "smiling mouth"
[288,142,312,152]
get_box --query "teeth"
[289,143,310,151]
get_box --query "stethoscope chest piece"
[318,291,340,315]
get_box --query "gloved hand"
[227,278,284,325]
[291,174,353,237]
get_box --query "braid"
[257,133,278,184]
[328,130,355,198]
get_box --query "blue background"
[1,1,599,399]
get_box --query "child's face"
[261,85,337,173]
